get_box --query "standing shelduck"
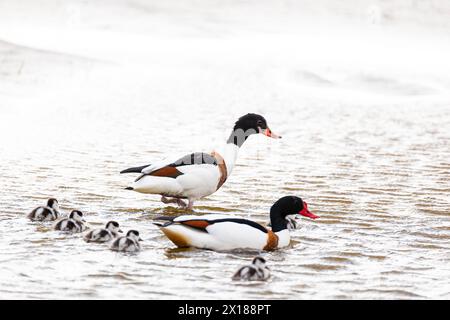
[153,196,319,251]
[120,113,281,209]
[27,198,60,221]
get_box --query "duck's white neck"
[275,229,291,248]
[215,143,240,175]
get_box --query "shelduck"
[110,230,142,252]
[120,113,281,209]
[54,210,87,233]
[154,196,319,251]
[27,198,60,221]
[232,256,270,281]
[83,221,122,243]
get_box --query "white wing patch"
[206,222,267,250]
[141,159,172,174]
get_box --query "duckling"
[27,198,60,221]
[232,256,270,281]
[110,230,142,252]
[54,210,87,233]
[83,221,123,243]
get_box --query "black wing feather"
[120,164,152,174]
[153,216,176,227]
[168,152,217,168]
[210,218,268,233]
[122,152,216,177]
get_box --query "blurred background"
[0,1,449,299]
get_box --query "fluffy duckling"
[83,221,123,243]
[54,210,87,233]
[110,230,142,252]
[27,198,60,221]
[232,256,270,281]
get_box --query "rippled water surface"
[1,0,450,299]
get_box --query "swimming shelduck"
[54,210,88,233]
[232,256,270,281]
[120,113,281,209]
[27,198,60,221]
[110,230,142,252]
[83,221,123,243]
[154,196,319,251]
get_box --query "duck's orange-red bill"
[263,128,282,139]
[299,202,319,219]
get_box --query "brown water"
[1,1,450,299]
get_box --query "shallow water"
[0,1,450,299]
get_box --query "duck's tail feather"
[153,222,165,227]
[153,216,176,227]
[120,164,151,174]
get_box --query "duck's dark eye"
[257,120,263,126]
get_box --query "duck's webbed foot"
[161,196,188,208]
[161,196,176,204]
[176,199,188,208]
